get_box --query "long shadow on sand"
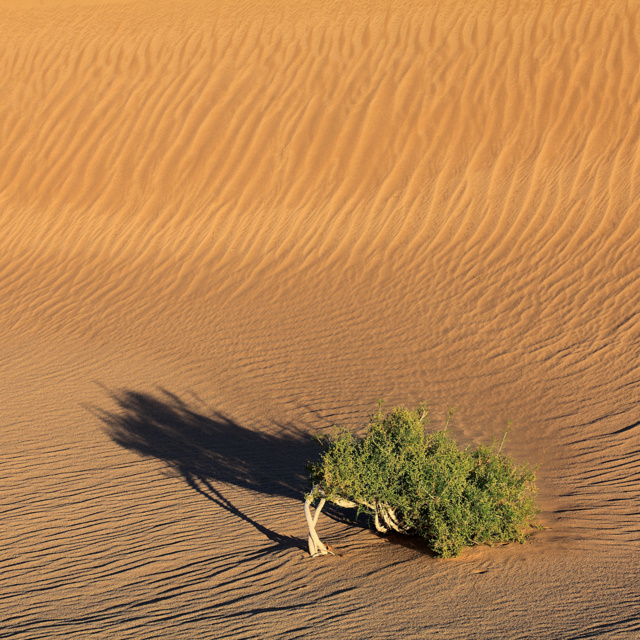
[96,388,323,553]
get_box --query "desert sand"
[1,0,640,637]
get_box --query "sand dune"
[1,0,640,637]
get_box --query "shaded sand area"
[2,0,640,637]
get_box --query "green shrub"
[307,404,540,558]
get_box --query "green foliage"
[308,404,540,558]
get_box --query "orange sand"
[1,1,639,637]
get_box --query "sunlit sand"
[1,1,639,637]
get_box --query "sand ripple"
[1,1,640,638]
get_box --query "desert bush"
[305,404,540,558]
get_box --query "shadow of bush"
[96,388,320,551]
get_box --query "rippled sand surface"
[2,1,640,637]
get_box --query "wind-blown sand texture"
[1,0,640,637]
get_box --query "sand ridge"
[1,1,640,638]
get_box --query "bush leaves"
[308,405,540,558]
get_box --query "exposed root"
[373,507,388,533]
[305,496,331,556]
[381,505,409,533]
[305,487,411,556]
[379,504,401,533]
[331,496,358,509]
